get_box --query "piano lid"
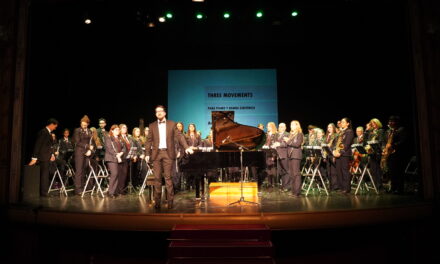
[211,111,266,151]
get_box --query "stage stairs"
[167,224,275,264]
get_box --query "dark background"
[23,0,416,159]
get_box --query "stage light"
[147,22,155,28]
[256,11,263,18]
[223,12,230,19]
[192,0,205,2]
[166,12,173,19]
[196,12,204,20]
[84,18,92,24]
[158,17,166,23]
[291,10,299,17]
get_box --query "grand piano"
[180,111,268,171]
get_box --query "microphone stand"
[225,138,259,206]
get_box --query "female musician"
[172,122,185,192]
[131,127,145,187]
[73,115,94,195]
[118,124,131,195]
[58,128,74,176]
[185,123,203,200]
[325,123,338,191]
[285,120,304,197]
[313,128,327,180]
[264,122,278,187]
[366,118,385,190]
[104,125,127,198]
[332,118,354,194]
[202,130,219,184]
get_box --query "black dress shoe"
[154,203,161,209]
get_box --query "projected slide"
[168,69,278,138]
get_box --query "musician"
[285,120,304,197]
[353,127,365,144]
[202,130,219,184]
[185,123,204,200]
[264,122,278,187]
[332,118,355,194]
[131,127,145,187]
[73,115,94,195]
[104,125,127,198]
[58,129,74,161]
[365,119,385,189]
[325,123,338,191]
[273,123,290,191]
[313,128,327,180]
[144,105,193,209]
[258,123,264,131]
[304,125,317,146]
[96,118,107,160]
[118,124,131,195]
[172,122,185,192]
[28,119,59,197]
[385,116,409,194]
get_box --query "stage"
[7,189,432,231]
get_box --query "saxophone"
[332,130,345,158]
[381,128,395,169]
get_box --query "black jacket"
[32,128,54,162]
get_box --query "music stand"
[123,146,138,194]
[304,146,329,196]
[353,145,379,195]
[225,138,259,206]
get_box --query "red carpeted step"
[168,240,273,258]
[167,256,275,264]
[170,224,271,241]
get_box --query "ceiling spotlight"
[147,22,155,28]
[223,12,230,19]
[158,17,166,23]
[291,10,299,17]
[84,18,92,24]
[166,12,173,19]
[196,12,204,20]
[256,11,263,18]
[192,0,205,2]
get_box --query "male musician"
[385,116,409,194]
[145,105,193,209]
[365,119,385,190]
[96,118,107,159]
[28,118,59,197]
[353,127,364,144]
[273,123,290,191]
[333,118,354,194]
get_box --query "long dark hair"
[342,117,352,129]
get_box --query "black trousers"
[369,156,383,188]
[117,161,129,194]
[194,173,205,198]
[288,158,302,195]
[152,150,174,204]
[326,158,338,190]
[74,151,89,194]
[107,162,121,195]
[279,158,291,190]
[171,158,183,192]
[39,161,50,196]
[388,154,407,193]
[336,156,351,192]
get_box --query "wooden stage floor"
[8,188,432,231]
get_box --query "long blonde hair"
[267,122,278,134]
[290,120,303,135]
